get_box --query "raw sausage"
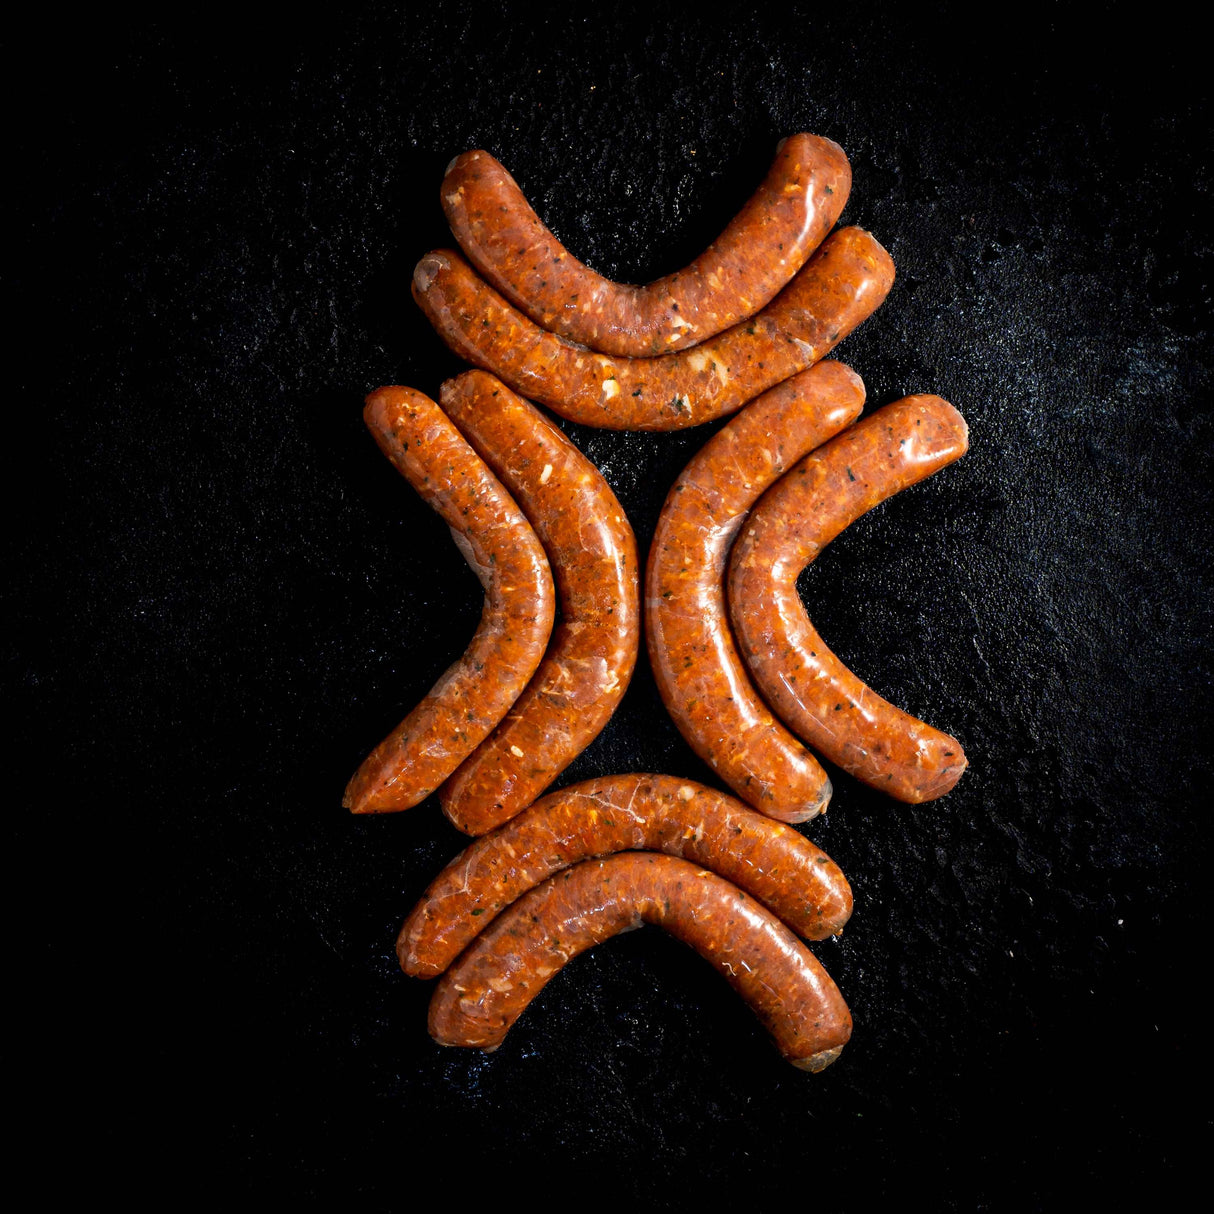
[645,361,865,821]
[342,386,556,814]
[427,853,852,1070]
[400,773,853,978]
[441,134,851,357]
[412,226,893,431]
[436,371,640,834]
[727,396,969,803]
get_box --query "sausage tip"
[792,1044,845,1073]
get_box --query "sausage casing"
[441,134,851,357]
[427,853,852,1071]
[342,386,556,814]
[728,395,969,803]
[412,226,893,431]
[645,361,865,821]
[435,371,640,834]
[400,772,853,978]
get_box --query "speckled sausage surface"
[427,853,852,1071]
[435,371,640,834]
[441,134,851,357]
[400,773,853,978]
[728,396,969,803]
[645,361,865,821]
[412,226,893,431]
[342,386,555,815]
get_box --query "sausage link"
[435,371,641,834]
[401,773,853,978]
[441,134,851,357]
[412,227,893,431]
[645,361,865,821]
[342,386,556,814]
[427,853,852,1071]
[727,396,969,803]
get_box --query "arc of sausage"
[427,853,853,1071]
[727,395,969,803]
[400,773,853,979]
[412,226,894,431]
[342,386,556,815]
[645,361,866,821]
[441,134,852,358]
[435,371,641,835]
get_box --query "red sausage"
[441,134,851,357]
[427,853,853,1071]
[342,386,556,814]
[400,773,853,978]
[727,396,969,803]
[645,361,865,821]
[435,372,641,835]
[412,227,894,431]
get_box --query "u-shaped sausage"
[441,134,851,357]
[727,395,969,803]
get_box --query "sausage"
[435,371,640,834]
[411,226,894,431]
[427,853,852,1070]
[400,773,853,978]
[727,396,969,803]
[342,386,556,814]
[440,134,852,357]
[645,361,865,821]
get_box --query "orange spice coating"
[440,134,852,357]
[645,361,866,821]
[342,386,556,814]
[728,396,969,803]
[400,772,853,978]
[435,372,640,834]
[411,226,894,431]
[427,853,852,1071]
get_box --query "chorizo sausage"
[435,371,640,834]
[441,134,851,357]
[645,361,865,821]
[411,226,894,431]
[342,386,556,814]
[427,853,852,1071]
[400,773,853,978]
[727,396,969,803]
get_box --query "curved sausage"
[435,371,640,834]
[645,361,865,821]
[441,134,851,357]
[400,773,853,978]
[427,853,852,1071]
[727,396,969,803]
[412,226,893,431]
[342,386,556,814]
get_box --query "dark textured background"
[13,2,1211,1206]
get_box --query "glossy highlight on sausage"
[728,395,969,803]
[435,372,640,834]
[441,134,852,357]
[412,226,894,431]
[400,773,853,978]
[645,361,865,821]
[427,853,853,1070]
[342,386,556,814]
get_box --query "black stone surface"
[13,2,1210,1206]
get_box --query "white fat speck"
[539,463,553,484]
[677,785,695,801]
[688,350,709,372]
[602,379,619,399]
[509,745,525,759]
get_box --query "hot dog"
[645,361,865,821]
[412,226,894,431]
[435,372,640,834]
[400,773,853,978]
[342,386,556,814]
[427,853,852,1070]
[441,134,851,357]
[727,395,969,803]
